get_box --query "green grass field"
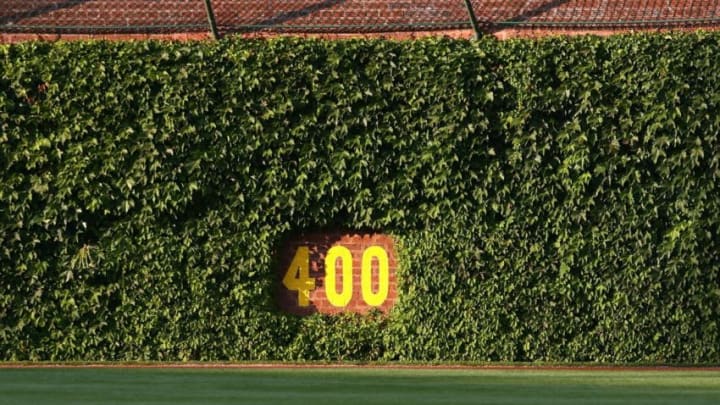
[1,367,719,404]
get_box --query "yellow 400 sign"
[279,234,397,314]
[283,246,389,307]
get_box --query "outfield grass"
[1,367,719,404]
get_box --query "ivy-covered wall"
[1,34,718,363]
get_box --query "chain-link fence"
[3,1,720,36]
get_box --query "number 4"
[282,247,316,307]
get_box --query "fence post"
[463,0,482,39]
[203,0,220,39]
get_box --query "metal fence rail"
[3,1,720,37]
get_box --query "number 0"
[325,246,353,307]
[361,246,389,306]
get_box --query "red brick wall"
[4,26,720,44]
[277,232,397,315]
[0,32,212,43]
[2,0,720,43]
